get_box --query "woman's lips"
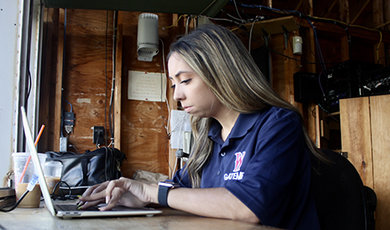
[183,106,192,113]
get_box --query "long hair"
[168,23,323,188]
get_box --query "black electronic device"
[293,72,323,103]
[92,126,105,145]
[293,60,387,112]
[361,66,390,96]
[64,111,75,134]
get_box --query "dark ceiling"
[216,0,387,30]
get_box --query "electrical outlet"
[92,126,104,145]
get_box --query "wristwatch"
[158,181,178,207]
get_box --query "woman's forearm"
[166,187,260,223]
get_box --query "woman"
[79,24,321,229]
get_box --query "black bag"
[45,147,126,191]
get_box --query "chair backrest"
[311,149,376,230]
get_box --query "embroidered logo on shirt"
[224,151,246,181]
[233,151,246,172]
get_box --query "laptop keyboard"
[56,204,100,211]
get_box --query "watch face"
[158,181,179,188]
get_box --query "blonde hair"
[168,24,323,187]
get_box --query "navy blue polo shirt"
[173,107,319,229]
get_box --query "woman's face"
[168,53,222,118]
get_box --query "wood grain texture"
[370,95,390,230]
[340,95,390,230]
[117,11,174,177]
[114,25,123,150]
[340,97,373,187]
[120,100,170,177]
[0,205,279,230]
[40,9,175,178]
[270,34,302,109]
[38,8,59,152]
[59,9,114,152]
[53,8,65,152]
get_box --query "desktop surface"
[0,202,280,230]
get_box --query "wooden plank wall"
[62,9,115,152]
[117,12,175,177]
[340,95,390,230]
[370,95,390,230]
[339,97,373,187]
[38,8,59,152]
[39,7,390,179]
[40,9,180,178]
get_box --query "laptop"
[20,107,162,218]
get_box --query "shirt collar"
[208,111,263,142]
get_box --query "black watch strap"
[158,184,170,207]
[158,181,179,207]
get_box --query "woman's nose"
[173,86,184,102]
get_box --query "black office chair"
[311,149,377,230]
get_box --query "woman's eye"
[181,79,191,84]
[170,84,176,89]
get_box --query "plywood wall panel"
[120,100,169,177]
[340,95,390,230]
[370,95,390,230]
[118,11,172,177]
[340,97,373,187]
[47,9,173,176]
[63,11,114,151]
[39,8,59,152]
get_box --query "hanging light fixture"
[137,13,159,62]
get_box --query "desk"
[0,205,279,230]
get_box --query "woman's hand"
[78,177,158,211]
[77,181,109,209]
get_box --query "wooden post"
[53,9,65,152]
[114,24,123,150]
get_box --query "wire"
[64,99,73,112]
[207,16,242,25]
[163,15,184,30]
[233,4,333,97]
[232,0,243,21]
[376,20,390,29]
[0,190,29,212]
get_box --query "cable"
[248,19,256,53]
[0,190,29,212]
[233,4,333,99]
[232,0,243,21]
[51,181,74,200]
[207,16,242,25]
[0,174,40,212]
